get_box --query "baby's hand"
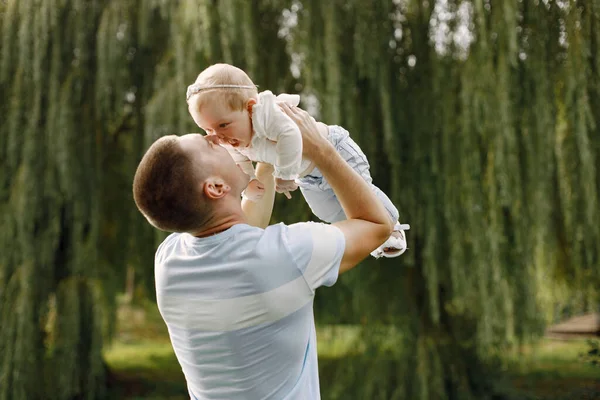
[275,178,298,200]
[243,179,265,202]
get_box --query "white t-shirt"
[226,91,315,181]
[155,222,346,400]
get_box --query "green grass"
[106,340,186,400]
[503,339,600,399]
[104,303,364,399]
[104,300,186,399]
[104,302,600,400]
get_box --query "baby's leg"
[298,185,347,223]
[329,126,399,223]
[330,127,410,257]
[298,184,398,224]
[297,125,408,257]
[297,125,399,223]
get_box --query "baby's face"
[194,99,254,148]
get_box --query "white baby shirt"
[226,90,314,181]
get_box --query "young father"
[132,105,393,400]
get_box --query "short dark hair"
[133,135,207,232]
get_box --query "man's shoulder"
[268,222,344,258]
[155,232,182,258]
[264,221,338,237]
[156,225,272,261]
[152,222,343,266]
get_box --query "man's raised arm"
[281,105,393,273]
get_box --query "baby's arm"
[242,163,275,228]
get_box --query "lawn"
[504,339,600,399]
[104,302,600,399]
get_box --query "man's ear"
[246,98,257,114]
[203,177,231,200]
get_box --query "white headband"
[186,84,257,101]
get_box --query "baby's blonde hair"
[187,64,258,120]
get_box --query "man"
[132,105,393,400]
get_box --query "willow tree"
[134,0,600,398]
[0,0,108,399]
[284,0,600,398]
[0,0,295,398]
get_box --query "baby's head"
[187,64,259,147]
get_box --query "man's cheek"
[237,165,252,182]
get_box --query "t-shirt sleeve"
[283,222,346,291]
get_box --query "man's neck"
[190,212,247,238]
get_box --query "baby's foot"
[371,223,410,259]
[383,229,406,254]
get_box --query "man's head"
[187,64,258,148]
[133,134,250,233]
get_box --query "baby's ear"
[246,98,257,113]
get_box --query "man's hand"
[275,178,298,199]
[279,103,328,161]
[243,179,265,202]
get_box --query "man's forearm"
[278,105,394,272]
[313,123,391,229]
[241,163,275,228]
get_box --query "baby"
[186,63,410,258]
